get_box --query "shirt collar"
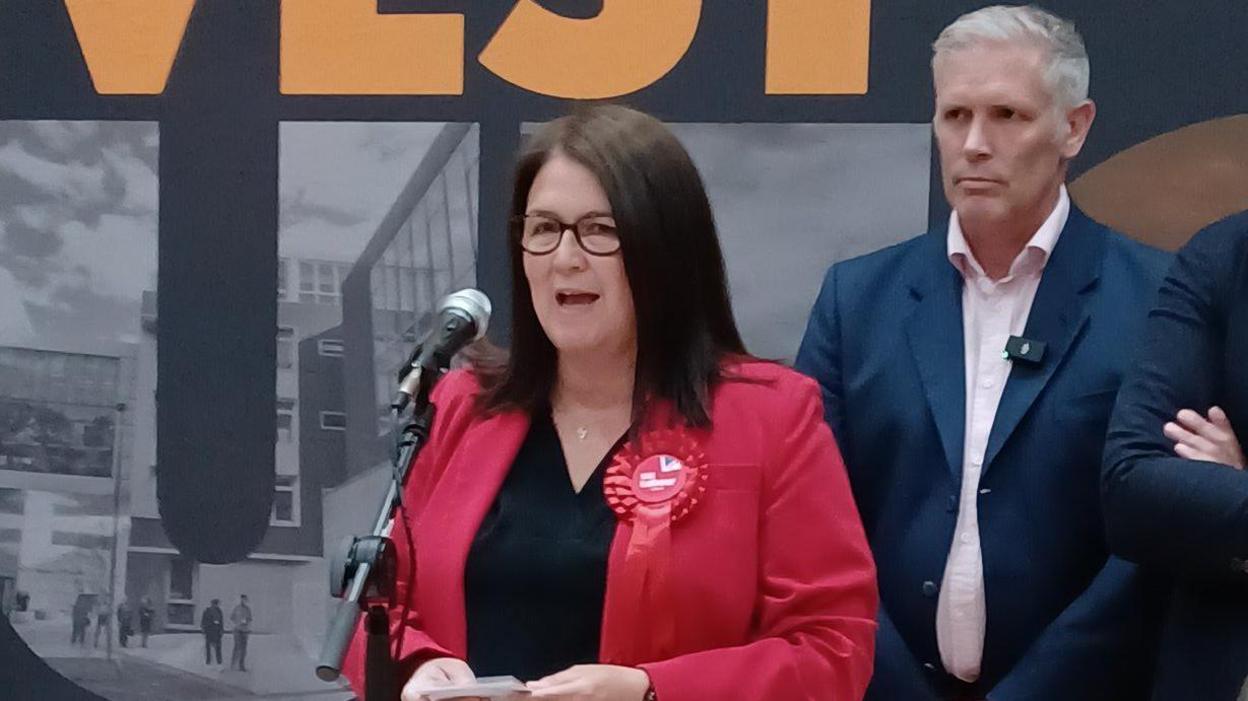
[947,185,1070,281]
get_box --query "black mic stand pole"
[316,354,441,701]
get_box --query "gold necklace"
[552,407,590,441]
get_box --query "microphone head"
[438,288,492,341]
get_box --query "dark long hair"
[475,104,748,427]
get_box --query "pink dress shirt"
[935,187,1070,682]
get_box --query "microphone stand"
[316,351,441,701]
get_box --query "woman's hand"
[1164,406,1245,469]
[526,664,651,700]
[401,657,481,701]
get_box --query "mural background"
[0,2,1245,699]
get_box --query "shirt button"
[922,581,938,597]
[954,609,965,619]
[981,377,994,389]
[960,532,974,545]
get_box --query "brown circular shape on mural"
[1071,114,1248,251]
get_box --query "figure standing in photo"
[93,600,111,648]
[230,594,253,672]
[201,598,224,665]
[116,598,132,648]
[70,594,91,647]
[138,597,155,648]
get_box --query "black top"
[464,408,622,681]
[201,605,224,634]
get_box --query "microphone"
[1002,335,1046,365]
[391,288,491,413]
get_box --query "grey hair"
[933,5,1090,109]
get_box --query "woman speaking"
[344,105,878,701]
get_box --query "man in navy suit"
[796,6,1168,700]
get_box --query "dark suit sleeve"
[795,266,848,437]
[987,556,1152,700]
[796,266,942,701]
[1102,221,1248,581]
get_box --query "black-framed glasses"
[512,214,621,256]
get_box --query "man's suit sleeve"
[795,266,849,437]
[796,265,942,701]
[1103,221,1248,581]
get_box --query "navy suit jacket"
[796,206,1169,700]
[1103,210,1248,700]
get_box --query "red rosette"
[602,427,708,523]
[600,427,708,664]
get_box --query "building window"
[52,494,112,517]
[0,488,23,515]
[317,339,344,357]
[51,531,111,550]
[272,476,296,524]
[276,327,295,369]
[167,603,195,626]
[169,556,194,600]
[300,261,316,292]
[319,411,347,431]
[167,556,196,626]
[0,452,35,469]
[291,259,347,305]
[318,262,336,293]
[277,258,288,300]
[277,398,295,442]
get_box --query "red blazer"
[343,360,878,700]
